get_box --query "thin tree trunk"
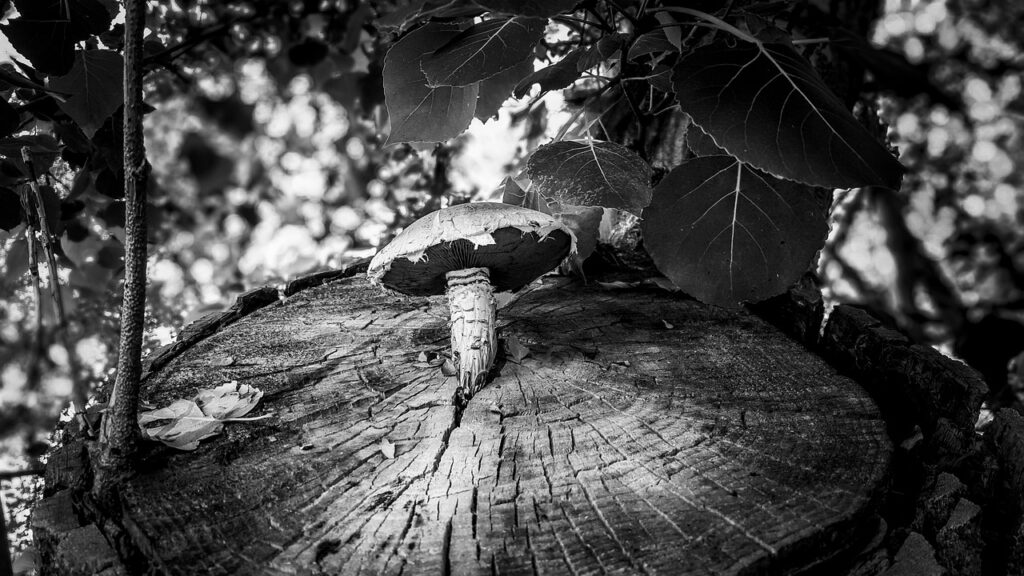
[98,0,150,476]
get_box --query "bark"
[44,276,892,575]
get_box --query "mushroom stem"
[446,267,497,397]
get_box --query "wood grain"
[113,277,891,575]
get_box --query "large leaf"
[475,58,534,121]
[672,41,904,190]
[475,0,578,17]
[627,30,678,61]
[641,155,830,308]
[421,17,546,87]
[0,0,115,75]
[513,48,584,97]
[383,23,479,145]
[526,140,652,215]
[48,50,124,138]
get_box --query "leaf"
[554,205,602,260]
[196,382,263,419]
[628,31,677,61]
[526,140,652,215]
[421,17,546,87]
[641,155,831,308]
[380,437,396,459]
[654,12,682,51]
[685,121,726,157]
[1,0,115,75]
[501,176,601,260]
[577,33,626,72]
[475,0,578,17]
[504,334,530,363]
[513,48,584,98]
[646,65,673,93]
[139,399,223,451]
[672,41,904,190]
[138,383,265,450]
[383,22,480,145]
[499,176,550,212]
[47,50,125,138]
[475,58,534,121]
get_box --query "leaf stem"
[649,6,757,44]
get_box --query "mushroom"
[367,202,576,398]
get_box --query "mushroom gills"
[445,267,497,396]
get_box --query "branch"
[97,0,150,485]
[16,184,44,393]
[21,148,87,414]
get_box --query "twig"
[97,0,151,483]
[21,148,87,413]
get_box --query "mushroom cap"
[367,202,576,296]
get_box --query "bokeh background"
[2,0,1023,559]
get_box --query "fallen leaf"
[380,437,396,459]
[417,351,429,362]
[138,383,265,450]
[139,399,223,451]
[196,382,263,419]
[662,319,674,329]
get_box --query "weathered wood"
[92,277,892,575]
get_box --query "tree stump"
[41,276,895,575]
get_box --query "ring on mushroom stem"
[367,202,576,399]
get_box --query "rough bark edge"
[820,304,987,461]
[282,257,370,296]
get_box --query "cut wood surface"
[113,277,891,575]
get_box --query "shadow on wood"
[39,277,894,575]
